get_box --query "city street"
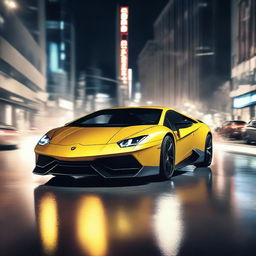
[0,0,256,256]
[0,135,256,256]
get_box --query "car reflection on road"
[34,168,212,256]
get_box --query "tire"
[194,134,213,168]
[159,135,175,180]
[246,139,251,145]
[242,132,250,144]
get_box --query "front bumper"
[33,154,159,178]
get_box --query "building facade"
[138,0,230,112]
[75,71,86,115]
[153,0,200,108]
[18,0,46,53]
[138,41,157,104]
[230,0,256,121]
[45,0,75,122]
[0,0,46,130]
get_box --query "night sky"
[71,0,168,80]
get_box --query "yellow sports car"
[33,107,212,180]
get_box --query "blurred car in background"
[0,124,19,147]
[215,120,247,139]
[242,120,256,144]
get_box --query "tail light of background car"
[230,124,245,129]
[0,129,17,135]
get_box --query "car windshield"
[233,121,246,125]
[67,108,162,127]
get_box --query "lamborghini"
[33,107,212,180]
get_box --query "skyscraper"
[138,0,230,111]
[46,0,75,103]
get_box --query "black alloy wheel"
[195,134,213,167]
[243,133,251,144]
[159,135,175,180]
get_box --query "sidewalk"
[214,138,256,156]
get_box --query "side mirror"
[175,121,193,130]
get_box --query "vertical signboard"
[120,6,129,85]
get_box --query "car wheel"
[159,135,175,180]
[246,139,251,145]
[194,134,213,168]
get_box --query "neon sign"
[120,7,128,85]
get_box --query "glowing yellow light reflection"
[38,193,58,255]
[76,196,107,256]
[114,198,151,239]
[116,209,131,237]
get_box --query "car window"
[223,122,231,126]
[82,115,112,124]
[233,121,246,125]
[68,108,163,127]
[164,110,196,130]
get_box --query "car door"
[164,110,200,164]
[247,121,256,140]
[252,121,256,140]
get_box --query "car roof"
[99,106,174,111]
[224,120,246,122]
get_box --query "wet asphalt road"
[0,136,256,256]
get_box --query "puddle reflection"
[76,196,107,256]
[153,196,183,256]
[37,193,58,255]
[34,168,212,256]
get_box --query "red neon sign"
[120,6,128,84]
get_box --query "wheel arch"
[159,132,176,180]
[164,132,176,149]
[207,132,212,138]
[202,131,212,150]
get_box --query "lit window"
[60,42,65,51]
[47,21,59,29]
[0,14,4,25]
[49,42,59,72]
[198,2,208,7]
[60,53,66,60]
[60,21,64,30]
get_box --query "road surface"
[0,135,256,256]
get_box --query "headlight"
[117,135,147,148]
[38,135,51,145]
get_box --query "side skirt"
[175,149,205,169]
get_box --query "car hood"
[49,125,155,146]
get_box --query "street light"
[4,0,18,10]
